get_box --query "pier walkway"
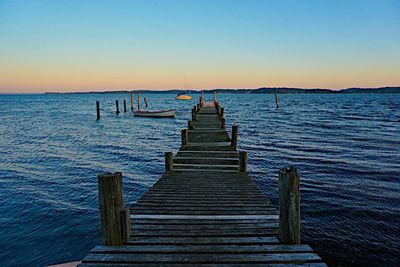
[79,101,326,266]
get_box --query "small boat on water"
[176,92,192,100]
[176,75,192,100]
[133,91,176,118]
[134,109,176,118]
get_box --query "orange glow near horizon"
[0,65,398,93]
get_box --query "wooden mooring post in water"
[115,99,120,114]
[130,91,134,111]
[96,101,100,120]
[80,98,326,266]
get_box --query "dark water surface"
[0,93,399,266]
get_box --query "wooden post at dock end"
[130,91,134,111]
[239,151,248,173]
[214,90,217,105]
[220,107,224,118]
[191,108,196,121]
[279,166,300,244]
[123,99,127,112]
[188,120,194,129]
[221,118,226,129]
[197,103,200,110]
[231,125,238,148]
[115,100,120,114]
[181,129,188,145]
[216,103,220,115]
[98,172,125,245]
[96,101,100,120]
[120,207,131,243]
[275,92,279,109]
[165,152,173,172]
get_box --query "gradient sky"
[0,0,399,93]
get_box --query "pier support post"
[98,172,125,245]
[123,99,127,112]
[220,107,224,118]
[239,151,248,173]
[130,91,134,111]
[279,166,300,244]
[165,152,173,172]
[231,125,238,148]
[116,100,120,114]
[188,120,194,129]
[96,101,100,120]
[120,207,131,243]
[181,129,188,145]
[221,118,226,129]
[275,93,279,109]
[191,108,196,121]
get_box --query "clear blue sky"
[0,0,399,92]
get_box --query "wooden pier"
[79,100,326,266]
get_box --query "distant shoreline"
[44,86,400,94]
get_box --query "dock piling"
[123,99,127,112]
[239,151,248,173]
[130,91,134,111]
[120,207,131,243]
[231,125,238,148]
[96,101,100,120]
[279,166,300,244]
[98,172,125,245]
[221,118,226,128]
[191,108,196,121]
[220,107,224,118]
[165,152,173,172]
[115,100,120,114]
[275,93,279,109]
[181,129,188,145]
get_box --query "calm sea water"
[0,93,399,266]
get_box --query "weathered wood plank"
[127,236,281,245]
[81,252,323,263]
[80,263,327,267]
[131,223,279,231]
[130,215,279,220]
[90,244,313,253]
[131,219,279,225]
